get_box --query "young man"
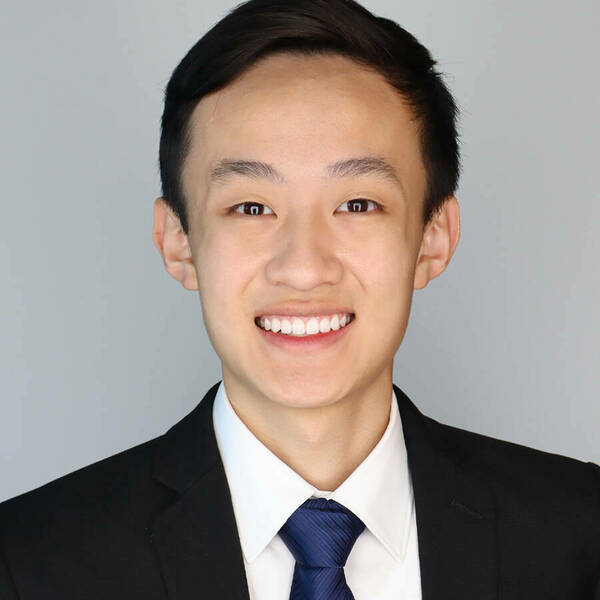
[1,0,598,598]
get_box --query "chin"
[259,375,355,409]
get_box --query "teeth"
[257,313,354,337]
[306,318,319,335]
[330,315,340,331]
[292,318,304,335]
[319,317,330,333]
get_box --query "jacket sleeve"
[590,462,600,600]
[0,545,18,600]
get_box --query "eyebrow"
[209,156,403,188]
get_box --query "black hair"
[159,0,461,235]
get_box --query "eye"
[229,202,275,216]
[337,198,382,214]
[229,198,382,216]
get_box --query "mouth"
[254,313,355,337]
[253,312,356,353]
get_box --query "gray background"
[1,0,598,502]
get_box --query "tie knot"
[278,498,366,568]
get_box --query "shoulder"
[0,434,169,546]
[433,416,600,524]
[0,434,179,595]
[1,435,159,507]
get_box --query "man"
[1,0,598,598]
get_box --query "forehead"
[184,53,425,193]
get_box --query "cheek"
[196,239,258,361]
[351,229,415,290]
[352,233,416,338]
[196,235,257,321]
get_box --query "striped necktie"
[278,497,366,599]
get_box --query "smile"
[254,312,356,353]
[255,313,355,337]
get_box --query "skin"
[152,53,460,491]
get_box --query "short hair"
[159,0,461,236]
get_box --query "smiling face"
[154,52,459,410]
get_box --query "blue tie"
[278,497,366,599]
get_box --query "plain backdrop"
[1,0,599,502]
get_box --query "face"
[155,53,459,410]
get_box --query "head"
[153,0,461,409]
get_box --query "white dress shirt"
[212,381,422,599]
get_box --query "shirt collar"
[212,381,413,564]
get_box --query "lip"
[255,303,355,318]
[255,314,355,353]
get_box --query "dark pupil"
[244,200,367,215]
[350,200,367,212]
[244,202,261,215]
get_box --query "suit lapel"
[394,384,499,599]
[149,381,250,600]
[148,380,498,599]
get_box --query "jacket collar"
[150,381,498,600]
[150,381,250,600]
[395,384,498,599]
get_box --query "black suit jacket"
[1,381,599,599]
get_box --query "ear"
[413,195,461,290]
[152,197,199,291]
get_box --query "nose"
[264,212,343,291]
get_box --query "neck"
[221,369,394,491]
